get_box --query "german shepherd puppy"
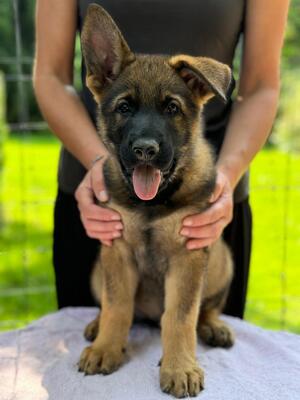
[78,4,234,398]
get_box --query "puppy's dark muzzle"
[132,139,159,162]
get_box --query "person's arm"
[181,0,290,249]
[34,0,123,245]
[34,0,107,168]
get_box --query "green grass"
[246,148,300,333]
[0,133,299,333]
[0,133,59,329]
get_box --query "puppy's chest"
[123,208,196,277]
[133,226,170,277]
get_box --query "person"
[33,0,289,318]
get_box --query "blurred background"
[0,0,299,332]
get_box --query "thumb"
[91,165,109,203]
[209,175,224,203]
[97,188,109,202]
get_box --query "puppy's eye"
[116,101,131,115]
[166,101,180,116]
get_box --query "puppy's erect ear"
[81,4,135,102]
[169,55,232,104]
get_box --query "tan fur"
[78,4,234,398]
[78,240,139,374]
[79,155,234,396]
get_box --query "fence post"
[0,70,8,168]
[0,70,8,230]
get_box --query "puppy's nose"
[132,139,159,161]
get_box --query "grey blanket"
[1,307,300,400]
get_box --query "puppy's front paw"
[78,345,124,375]
[160,362,204,398]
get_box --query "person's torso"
[78,0,245,126]
[78,0,244,61]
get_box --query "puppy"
[78,5,234,398]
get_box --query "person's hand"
[75,157,123,246]
[180,170,233,249]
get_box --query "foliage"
[0,0,37,124]
[0,135,299,332]
[273,0,300,152]
[274,71,300,152]
[0,0,82,125]
[282,0,300,68]
[0,1,35,59]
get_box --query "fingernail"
[187,242,197,250]
[183,220,193,227]
[115,223,123,230]
[111,215,121,221]
[113,231,121,238]
[180,228,189,236]
[98,190,109,202]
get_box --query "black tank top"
[58,0,248,201]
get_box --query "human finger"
[209,178,224,203]
[82,217,123,233]
[182,202,224,227]
[180,218,226,239]
[102,240,113,247]
[185,238,214,250]
[90,159,109,202]
[86,230,122,241]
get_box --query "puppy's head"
[81,4,231,201]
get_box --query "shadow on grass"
[1,222,55,285]
[0,220,56,328]
[0,290,57,331]
[245,301,300,334]
[1,219,52,246]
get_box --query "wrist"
[90,152,108,170]
[216,162,240,191]
[91,154,105,168]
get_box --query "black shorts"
[53,189,252,318]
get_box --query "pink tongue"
[132,165,161,200]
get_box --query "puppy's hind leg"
[198,288,234,348]
[83,262,102,342]
[198,240,235,348]
[84,312,100,342]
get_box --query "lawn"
[245,148,300,332]
[0,133,299,332]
